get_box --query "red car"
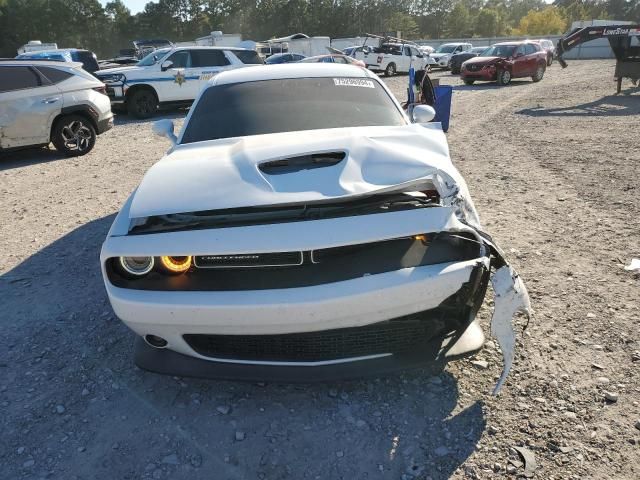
[460,41,547,86]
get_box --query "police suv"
[95,46,263,118]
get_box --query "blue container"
[433,85,453,132]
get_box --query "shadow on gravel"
[451,79,533,91]
[1,215,486,480]
[516,93,640,117]
[113,110,187,126]
[0,146,67,170]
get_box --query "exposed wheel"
[51,114,96,157]
[547,54,553,66]
[496,68,512,86]
[532,65,545,82]
[384,63,396,77]
[463,79,475,85]
[127,88,158,119]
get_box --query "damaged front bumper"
[102,203,530,393]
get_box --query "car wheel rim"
[502,71,511,83]
[61,120,92,152]
[536,67,543,79]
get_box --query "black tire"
[127,88,158,119]
[384,63,396,77]
[547,54,553,66]
[451,66,459,74]
[463,79,475,85]
[51,114,96,157]
[496,68,512,86]
[532,64,545,82]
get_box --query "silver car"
[0,60,113,156]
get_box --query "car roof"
[0,59,83,68]
[493,41,535,46]
[173,46,254,52]
[17,48,89,55]
[213,63,375,86]
[442,42,471,46]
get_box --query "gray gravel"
[1,61,639,479]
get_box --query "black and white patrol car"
[95,46,263,118]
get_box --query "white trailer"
[195,31,242,47]
[17,40,58,55]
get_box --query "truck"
[353,34,430,76]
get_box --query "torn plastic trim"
[479,234,532,395]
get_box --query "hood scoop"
[259,152,345,175]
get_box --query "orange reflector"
[160,256,192,273]
[413,234,429,245]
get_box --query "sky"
[100,0,157,14]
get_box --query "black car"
[449,47,488,74]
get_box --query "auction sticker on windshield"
[333,78,375,88]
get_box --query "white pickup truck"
[354,42,430,76]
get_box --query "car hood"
[429,52,450,59]
[128,124,480,226]
[96,65,141,76]
[463,56,503,66]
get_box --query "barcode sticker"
[333,78,375,88]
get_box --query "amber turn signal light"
[160,256,192,273]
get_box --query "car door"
[191,49,233,94]
[525,44,540,74]
[0,65,62,149]
[156,49,200,102]
[511,45,528,77]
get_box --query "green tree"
[475,7,508,37]
[514,6,567,35]
[446,2,474,37]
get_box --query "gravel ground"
[1,60,639,479]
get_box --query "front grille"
[466,64,483,72]
[184,313,449,362]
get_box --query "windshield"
[481,45,516,58]
[181,77,406,144]
[436,45,457,53]
[137,48,170,66]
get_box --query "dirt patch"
[1,60,638,479]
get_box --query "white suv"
[95,46,263,118]
[0,60,113,156]
[427,43,473,69]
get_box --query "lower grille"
[466,64,483,72]
[184,313,449,362]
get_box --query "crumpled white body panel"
[490,265,532,395]
[128,123,479,222]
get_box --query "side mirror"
[153,119,177,145]
[362,46,370,54]
[161,60,173,71]
[412,105,436,124]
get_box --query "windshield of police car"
[180,77,406,144]
[137,48,170,66]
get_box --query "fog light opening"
[144,334,168,349]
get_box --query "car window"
[137,48,170,66]
[191,50,228,67]
[525,44,537,55]
[410,47,420,57]
[166,50,192,68]
[404,46,411,56]
[293,54,305,61]
[71,50,99,72]
[0,66,44,92]
[334,56,348,64]
[232,50,263,65]
[181,77,406,144]
[36,66,74,84]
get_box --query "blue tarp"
[433,85,453,133]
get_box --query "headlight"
[160,256,192,274]
[98,73,125,84]
[118,256,154,276]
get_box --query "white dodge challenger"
[101,64,530,393]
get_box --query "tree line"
[1,0,638,58]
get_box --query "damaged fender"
[489,262,532,395]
